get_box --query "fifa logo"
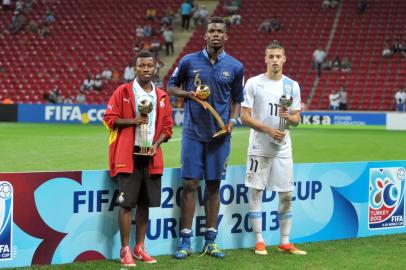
[0,181,13,260]
[368,168,405,229]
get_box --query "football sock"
[278,192,293,245]
[249,188,264,243]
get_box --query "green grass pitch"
[0,123,405,269]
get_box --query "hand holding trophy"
[270,94,293,145]
[191,74,228,138]
[134,99,153,155]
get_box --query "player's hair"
[134,50,156,65]
[266,40,284,50]
[207,16,227,32]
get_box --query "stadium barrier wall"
[0,104,18,122]
[386,112,406,130]
[173,109,388,126]
[0,104,394,126]
[1,161,405,268]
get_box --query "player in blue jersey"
[168,16,244,259]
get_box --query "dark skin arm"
[148,134,168,156]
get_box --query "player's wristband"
[229,118,237,125]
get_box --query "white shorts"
[245,155,294,192]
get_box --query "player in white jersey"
[241,40,307,256]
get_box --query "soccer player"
[241,41,307,256]
[103,50,174,267]
[168,16,244,259]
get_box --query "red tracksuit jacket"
[103,81,173,177]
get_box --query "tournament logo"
[369,167,405,229]
[0,181,13,260]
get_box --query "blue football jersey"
[168,49,244,142]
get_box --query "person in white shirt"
[123,62,135,83]
[313,47,326,77]
[394,89,406,112]
[241,40,306,257]
[338,87,348,110]
[329,90,340,110]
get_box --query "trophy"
[134,99,153,155]
[271,95,293,145]
[192,73,228,138]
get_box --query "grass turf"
[1,123,405,269]
[0,123,405,172]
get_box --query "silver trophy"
[271,95,293,145]
[134,99,153,155]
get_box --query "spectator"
[180,0,192,30]
[135,25,144,39]
[162,27,174,56]
[112,69,121,81]
[258,19,271,33]
[143,24,152,37]
[2,0,11,11]
[394,88,406,112]
[45,87,61,104]
[313,47,327,77]
[341,57,351,72]
[123,62,135,83]
[231,13,242,25]
[10,11,28,35]
[63,96,73,104]
[93,74,103,92]
[382,41,393,57]
[38,22,50,37]
[24,0,35,13]
[44,10,55,24]
[102,68,112,80]
[161,9,174,27]
[338,87,348,110]
[322,0,339,9]
[82,74,94,91]
[392,39,406,57]
[357,0,368,14]
[224,0,240,14]
[332,55,341,70]
[2,96,13,104]
[198,5,209,27]
[15,0,24,12]
[27,20,39,34]
[329,90,340,110]
[150,36,161,57]
[75,90,86,104]
[269,16,282,32]
[191,4,201,28]
[145,7,156,21]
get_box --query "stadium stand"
[0,0,183,104]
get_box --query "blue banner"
[301,111,386,125]
[17,104,106,124]
[0,161,405,268]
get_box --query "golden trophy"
[134,99,153,155]
[192,73,228,138]
[270,94,293,145]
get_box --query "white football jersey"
[241,74,301,158]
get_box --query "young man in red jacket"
[103,50,173,267]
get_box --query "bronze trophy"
[192,73,228,138]
[134,99,153,155]
[270,94,293,145]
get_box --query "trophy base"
[270,138,286,146]
[212,129,228,139]
[134,147,151,156]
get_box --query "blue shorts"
[181,136,230,181]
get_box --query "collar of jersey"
[202,48,226,62]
